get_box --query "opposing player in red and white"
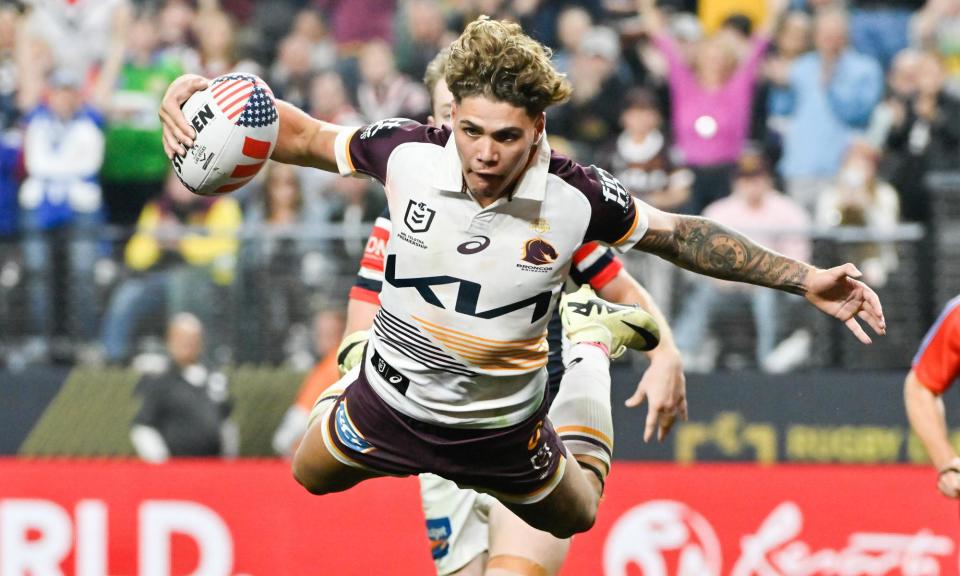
[905,295,960,499]
[160,16,885,541]
[335,50,686,576]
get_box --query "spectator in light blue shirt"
[773,7,884,213]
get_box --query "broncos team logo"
[521,238,558,265]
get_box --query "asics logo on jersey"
[385,255,552,323]
[404,200,436,233]
[457,235,490,254]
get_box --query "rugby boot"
[559,285,660,358]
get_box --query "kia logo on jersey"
[404,200,436,233]
[521,238,558,265]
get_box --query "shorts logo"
[527,420,544,450]
[404,200,436,233]
[425,517,452,560]
[457,235,490,255]
[334,400,374,454]
[531,443,554,478]
[520,238,558,265]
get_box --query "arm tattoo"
[638,216,812,295]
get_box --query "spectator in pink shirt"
[672,148,811,371]
[640,0,787,213]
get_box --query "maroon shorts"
[325,367,567,504]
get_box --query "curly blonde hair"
[446,16,572,116]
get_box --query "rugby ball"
[171,73,279,196]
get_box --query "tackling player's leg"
[420,474,492,576]
[485,503,569,576]
[554,285,659,485]
[497,287,660,538]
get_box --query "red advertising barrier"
[569,463,959,576]
[0,460,956,575]
[0,459,432,576]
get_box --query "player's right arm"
[905,299,960,498]
[904,370,959,497]
[159,74,344,173]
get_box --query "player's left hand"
[804,263,886,344]
[625,346,687,442]
[159,74,210,159]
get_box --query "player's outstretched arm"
[159,74,343,172]
[636,208,886,344]
[597,270,686,442]
[270,99,341,172]
[904,370,960,498]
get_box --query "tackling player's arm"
[596,270,687,442]
[905,301,960,498]
[159,74,345,173]
[344,299,379,335]
[904,370,959,497]
[636,207,886,344]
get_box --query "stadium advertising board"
[0,460,954,575]
[611,368,960,465]
[6,367,958,464]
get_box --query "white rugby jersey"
[334,119,648,428]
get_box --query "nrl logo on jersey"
[360,118,411,140]
[404,199,436,233]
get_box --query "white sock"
[547,343,613,472]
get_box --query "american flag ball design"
[172,73,279,196]
[210,73,278,126]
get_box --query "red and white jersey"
[913,295,960,394]
[349,211,392,305]
[334,119,647,427]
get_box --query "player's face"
[167,322,203,367]
[452,95,544,201]
[428,79,454,128]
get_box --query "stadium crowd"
[0,0,955,369]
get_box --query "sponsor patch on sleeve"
[425,517,452,560]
